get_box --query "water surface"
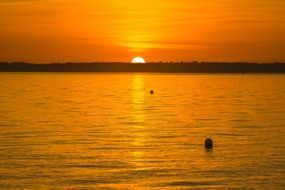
[0,73,285,189]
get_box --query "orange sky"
[0,0,285,63]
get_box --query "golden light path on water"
[131,75,146,164]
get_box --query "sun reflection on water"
[130,75,147,164]
[131,75,145,124]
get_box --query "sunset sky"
[0,0,285,63]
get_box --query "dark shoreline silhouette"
[1,62,285,73]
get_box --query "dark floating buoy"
[205,138,213,149]
[150,90,154,94]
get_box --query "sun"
[131,57,146,64]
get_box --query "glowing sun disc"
[131,57,146,63]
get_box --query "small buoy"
[150,90,154,94]
[205,138,213,149]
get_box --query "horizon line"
[1,61,285,65]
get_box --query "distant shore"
[1,62,285,73]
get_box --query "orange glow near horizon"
[0,0,285,63]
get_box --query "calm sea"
[0,73,285,189]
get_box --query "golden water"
[0,73,285,189]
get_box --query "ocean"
[0,73,285,189]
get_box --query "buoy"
[150,90,154,94]
[205,138,213,149]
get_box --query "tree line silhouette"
[0,62,285,73]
